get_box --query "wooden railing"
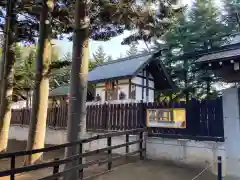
[0,128,146,180]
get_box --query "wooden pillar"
[116,80,119,100]
[141,71,144,101]
[105,82,107,101]
[128,79,131,99]
[146,70,149,102]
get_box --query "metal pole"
[218,156,222,180]
[125,134,129,160]
[52,158,60,180]
[10,156,15,180]
[78,143,83,180]
[107,136,112,170]
[139,131,144,160]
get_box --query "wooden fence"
[11,98,224,141]
[0,128,145,180]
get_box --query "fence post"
[10,156,15,180]
[79,142,83,180]
[140,100,145,128]
[218,156,222,180]
[103,103,108,130]
[126,133,129,159]
[107,136,112,170]
[139,130,144,160]
[52,158,60,180]
[53,107,58,128]
[21,109,24,126]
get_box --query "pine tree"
[13,45,36,101]
[122,1,183,44]
[126,43,138,56]
[0,0,73,153]
[223,0,240,32]
[107,55,113,61]
[25,0,54,165]
[93,45,107,63]
[154,0,229,100]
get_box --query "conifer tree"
[127,43,138,56]
[154,0,229,100]
[93,45,107,63]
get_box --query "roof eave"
[196,55,240,65]
[88,75,133,84]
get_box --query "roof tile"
[88,54,153,82]
[196,48,240,63]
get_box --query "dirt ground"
[0,140,218,180]
[94,160,217,180]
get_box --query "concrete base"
[146,137,225,176]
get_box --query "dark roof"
[49,85,69,97]
[88,52,174,90]
[196,48,240,63]
[49,84,93,97]
[49,52,174,94]
[88,53,153,83]
[176,42,240,61]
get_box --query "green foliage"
[107,55,113,61]
[223,0,240,32]
[47,50,72,89]
[92,45,108,63]
[154,0,230,100]
[126,43,138,56]
[0,0,189,100]
[122,0,184,44]
[13,45,36,100]
[12,44,70,99]
[0,0,174,44]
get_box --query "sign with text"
[146,108,186,128]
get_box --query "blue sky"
[54,0,192,59]
[53,30,149,59]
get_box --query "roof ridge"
[96,52,154,67]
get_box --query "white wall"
[146,137,225,176]
[131,72,154,102]
[118,84,129,99]
[222,88,240,178]
[95,86,105,103]
[94,70,155,103]
[135,86,142,101]
[95,83,129,103]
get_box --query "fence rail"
[0,128,146,180]
[11,98,224,141]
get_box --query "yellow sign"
[146,108,186,128]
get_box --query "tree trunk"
[25,0,54,165]
[0,24,7,100]
[64,0,89,179]
[0,0,16,152]
[0,2,9,93]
